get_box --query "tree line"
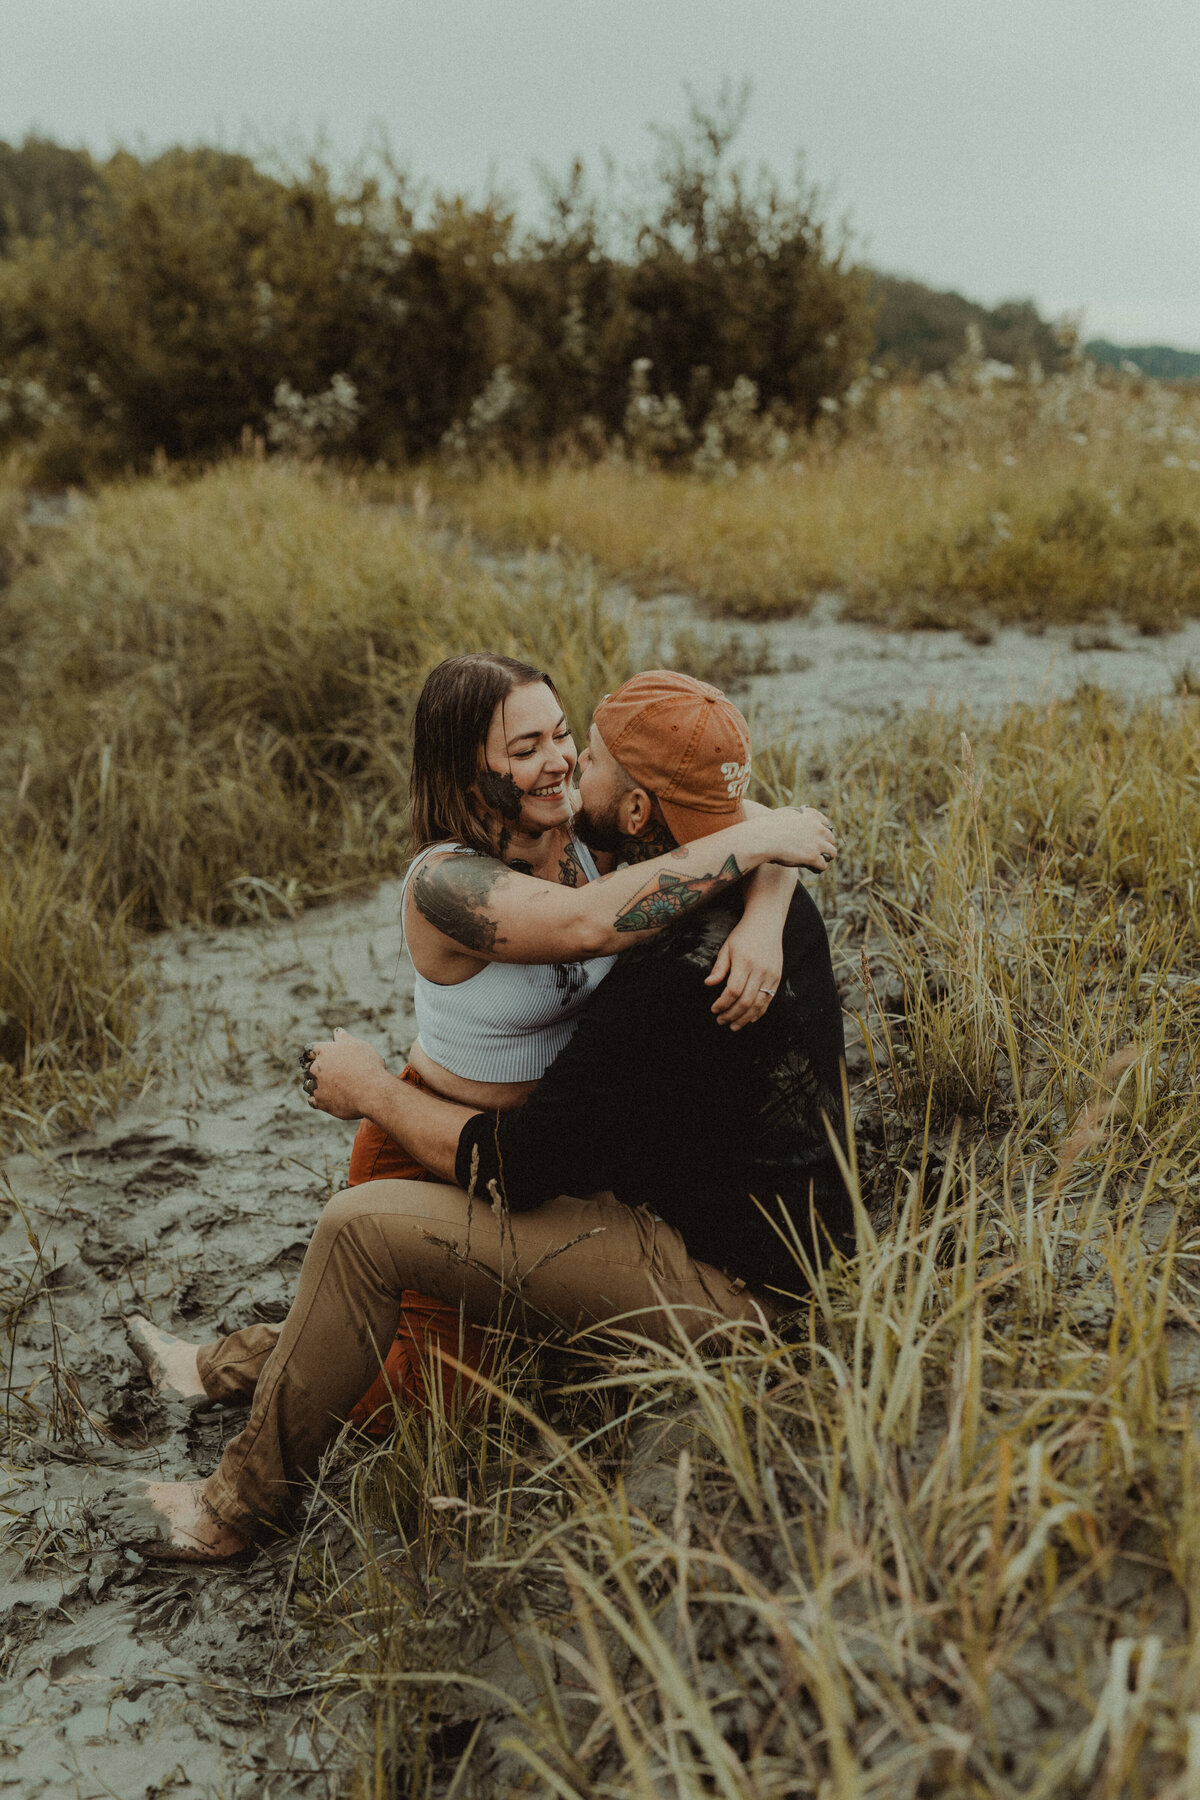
[0,103,1069,481]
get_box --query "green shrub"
[0,98,873,472]
[0,136,96,252]
[0,149,376,466]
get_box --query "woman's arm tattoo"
[412,858,510,955]
[614,855,742,933]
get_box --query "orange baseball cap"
[593,670,753,845]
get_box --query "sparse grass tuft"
[0,478,32,586]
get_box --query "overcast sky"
[4,0,1199,348]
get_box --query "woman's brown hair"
[409,653,558,856]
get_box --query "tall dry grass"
[5,459,630,928]
[430,365,1200,629]
[308,692,1200,1797]
[0,460,632,1143]
[0,838,144,1145]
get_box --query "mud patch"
[627,587,1200,737]
[0,879,414,1797]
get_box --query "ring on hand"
[760,987,775,997]
[303,1072,317,1095]
[299,1044,315,1069]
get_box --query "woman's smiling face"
[477,681,577,834]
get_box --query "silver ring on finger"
[303,1072,317,1095]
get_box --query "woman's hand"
[753,806,837,871]
[301,1029,389,1119]
[705,911,785,1030]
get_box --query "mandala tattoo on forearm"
[614,855,742,933]
[412,857,508,954]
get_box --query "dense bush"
[0,149,384,475]
[0,99,873,475]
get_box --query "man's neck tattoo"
[618,817,678,865]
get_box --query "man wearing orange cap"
[131,673,852,1559]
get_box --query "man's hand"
[303,1029,389,1120]
[754,807,836,872]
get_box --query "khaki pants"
[196,1180,776,1535]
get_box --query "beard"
[572,798,625,855]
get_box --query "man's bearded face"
[572,787,626,855]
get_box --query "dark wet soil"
[1,880,415,1798]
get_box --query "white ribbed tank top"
[401,839,617,1083]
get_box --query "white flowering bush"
[440,365,526,472]
[621,359,694,465]
[266,374,362,459]
[690,376,790,477]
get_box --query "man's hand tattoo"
[412,856,508,955]
[614,855,742,933]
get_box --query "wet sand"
[629,588,1200,737]
[0,881,415,1798]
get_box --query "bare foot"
[126,1314,207,1401]
[142,1481,251,1562]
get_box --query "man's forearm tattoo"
[412,856,508,955]
[614,855,742,933]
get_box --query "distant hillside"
[867,274,1066,375]
[1085,339,1200,381]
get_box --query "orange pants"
[345,1065,490,1431]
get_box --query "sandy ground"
[3,592,1199,1797]
[629,589,1200,738]
[0,881,416,1799]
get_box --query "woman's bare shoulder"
[402,847,508,967]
